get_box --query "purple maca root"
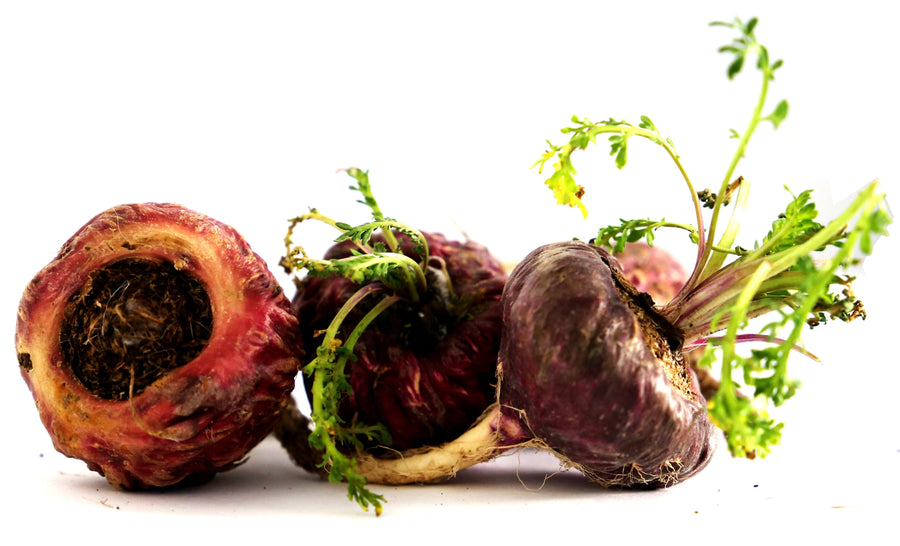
[496,241,716,487]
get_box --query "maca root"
[495,241,716,488]
[16,203,302,490]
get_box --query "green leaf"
[743,17,759,36]
[707,378,784,458]
[594,218,698,252]
[344,167,384,220]
[767,99,789,128]
[745,346,801,405]
[756,45,770,72]
[856,202,892,254]
[537,142,588,218]
[535,115,686,218]
[639,115,658,132]
[727,55,745,80]
[752,187,827,257]
[608,133,629,169]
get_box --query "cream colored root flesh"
[356,404,529,484]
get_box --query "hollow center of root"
[61,258,213,400]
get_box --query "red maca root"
[16,203,302,490]
[273,169,511,512]
[291,231,506,454]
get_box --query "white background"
[1,1,897,543]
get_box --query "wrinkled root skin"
[16,203,302,490]
[498,241,716,488]
[292,232,506,452]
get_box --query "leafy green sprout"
[534,17,891,458]
[281,168,435,515]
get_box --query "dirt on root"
[609,266,697,402]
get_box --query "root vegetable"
[292,231,505,453]
[16,203,302,489]
[497,241,716,487]
[278,169,506,513]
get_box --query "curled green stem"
[307,284,401,515]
